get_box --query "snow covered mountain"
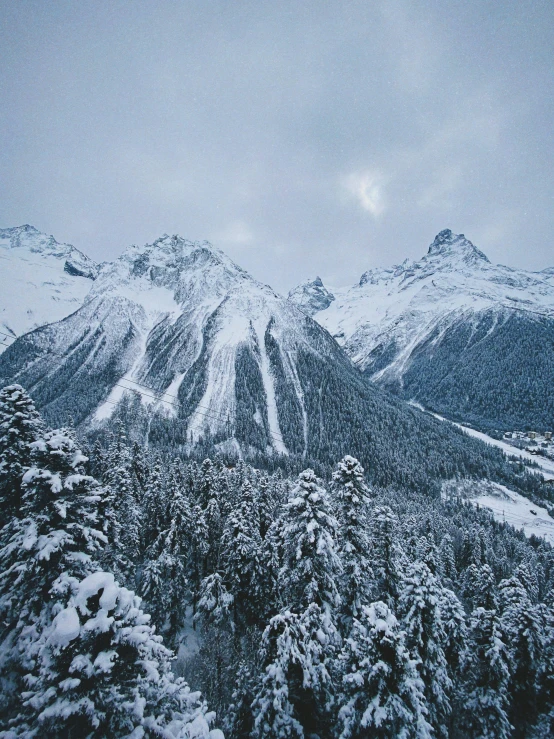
[0,233,355,454]
[290,229,554,432]
[0,225,97,353]
[0,229,523,490]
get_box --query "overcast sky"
[1,0,553,293]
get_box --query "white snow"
[422,407,554,481]
[291,230,554,383]
[253,318,288,454]
[443,478,554,545]
[0,226,96,353]
[74,571,120,613]
[50,605,81,648]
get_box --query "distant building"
[545,431,552,441]
[529,431,537,439]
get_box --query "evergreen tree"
[0,425,107,728]
[251,604,333,738]
[20,571,222,738]
[499,575,544,737]
[256,515,286,619]
[193,572,236,714]
[280,468,341,615]
[536,602,554,737]
[437,534,457,586]
[142,454,168,550]
[101,425,142,586]
[331,456,373,627]
[459,608,512,739]
[438,587,466,685]
[0,384,43,527]
[222,479,263,627]
[398,561,452,738]
[370,506,401,608]
[337,600,432,739]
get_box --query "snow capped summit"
[0,230,349,457]
[287,276,335,317]
[290,230,554,431]
[0,225,98,352]
[3,225,546,489]
[426,228,490,264]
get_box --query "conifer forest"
[2,384,554,737]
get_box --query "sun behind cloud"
[342,170,386,217]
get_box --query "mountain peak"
[427,229,490,264]
[288,276,335,316]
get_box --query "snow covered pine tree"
[0,386,223,738]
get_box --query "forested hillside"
[2,384,554,737]
[292,230,554,434]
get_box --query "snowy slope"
[0,225,97,352]
[410,403,554,480]
[3,228,551,494]
[0,234,340,455]
[290,229,554,430]
[443,478,554,545]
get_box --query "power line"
[0,331,287,445]
[117,377,287,443]
[113,378,286,444]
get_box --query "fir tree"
[0,384,43,527]
[21,571,222,738]
[222,479,263,627]
[459,608,512,739]
[251,604,334,738]
[194,572,236,715]
[279,468,341,615]
[499,575,544,737]
[142,454,168,550]
[536,602,554,737]
[438,587,466,685]
[0,426,107,728]
[337,600,432,739]
[331,456,373,627]
[437,534,457,586]
[370,506,401,609]
[398,561,452,738]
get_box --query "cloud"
[343,171,386,217]
[214,220,255,247]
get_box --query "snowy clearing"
[443,478,554,545]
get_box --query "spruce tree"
[0,426,107,728]
[279,468,341,616]
[337,600,432,739]
[251,604,333,738]
[331,456,373,627]
[222,479,263,627]
[194,572,236,715]
[0,384,43,527]
[102,428,141,585]
[398,561,452,738]
[142,454,168,550]
[499,575,544,737]
[370,506,401,608]
[21,571,223,738]
[459,608,512,739]
[536,602,554,736]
